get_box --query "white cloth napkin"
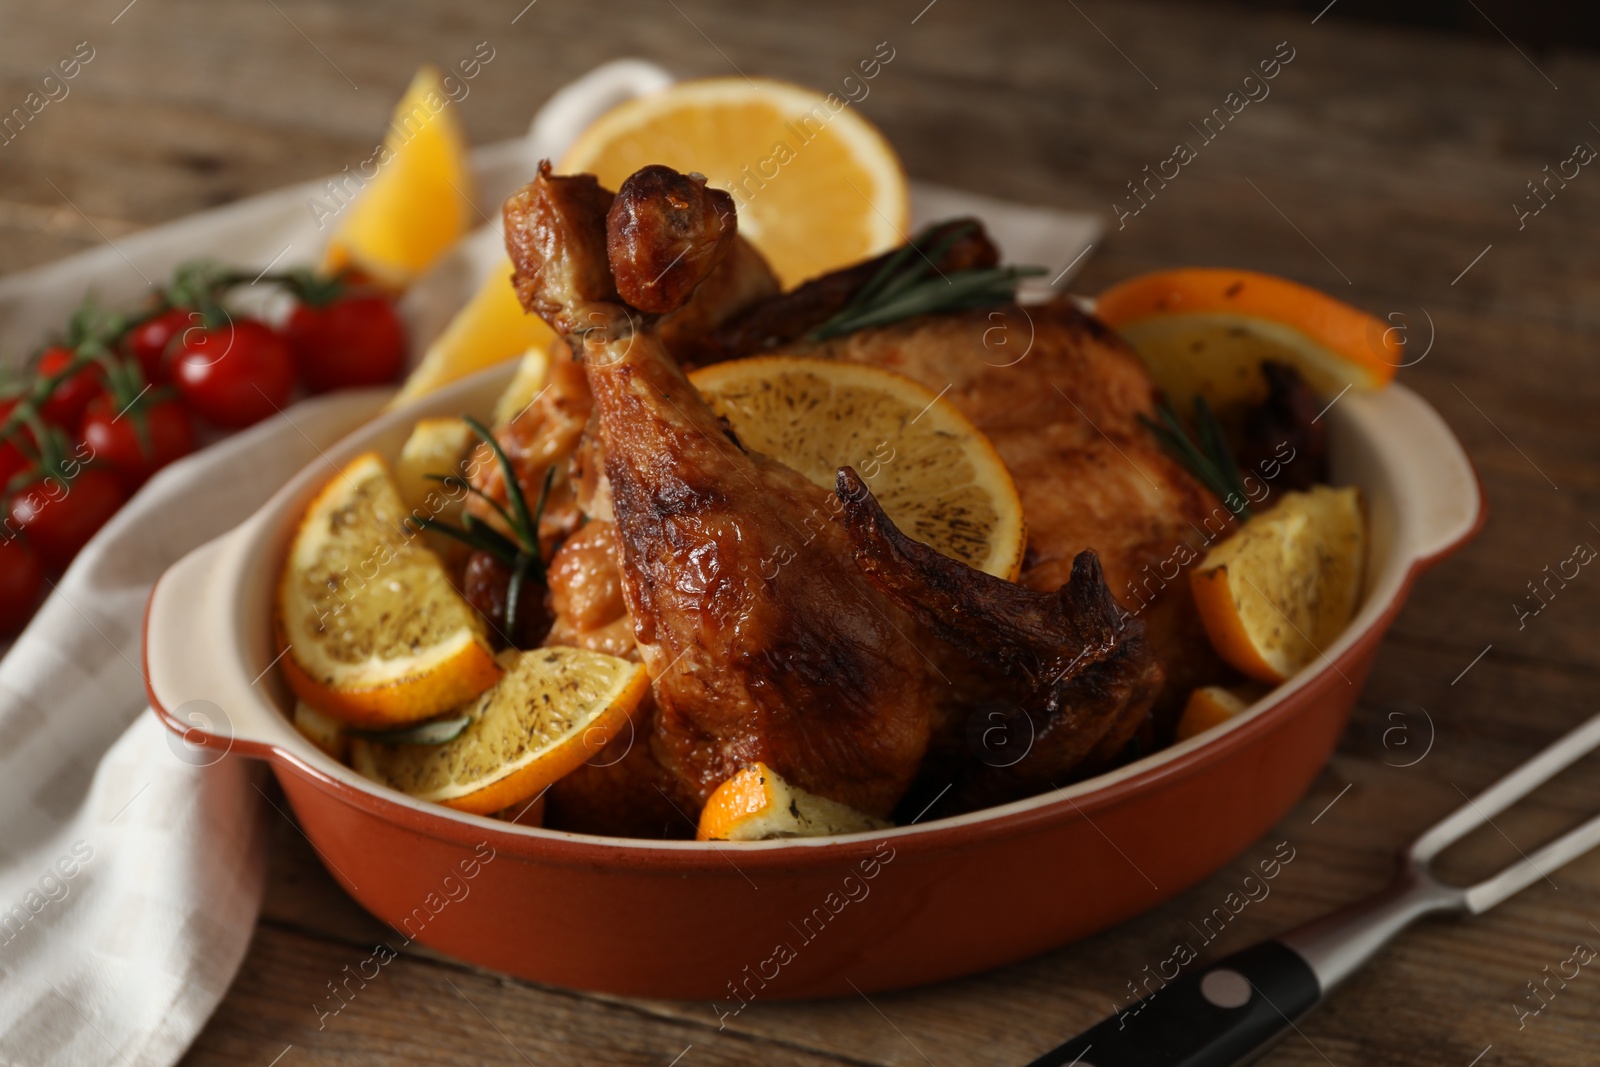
[0,59,1103,1066]
[0,390,383,1066]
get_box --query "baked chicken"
[493,163,1185,835]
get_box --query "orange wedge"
[292,700,349,762]
[390,259,556,406]
[690,356,1026,579]
[558,77,909,288]
[697,762,889,841]
[490,345,556,428]
[1095,268,1402,414]
[391,416,477,565]
[1174,684,1267,743]
[322,66,476,289]
[277,452,501,727]
[350,647,650,815]
[1190,485,1366,683]
[392,416,475,517]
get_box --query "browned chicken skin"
[786,302,1229,724]
[507,164,941,817]
[544,520,635,658]
[498,163,1200,834]
[838,467,1164,812]
[605,164,738,314]
[679,218,1227,721]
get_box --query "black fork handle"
[1024,940,1321,1067]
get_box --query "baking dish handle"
[526,59,673,162]
[145,528,288,762]
[1343,383,1486,568]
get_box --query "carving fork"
[1027,712,1600,1067]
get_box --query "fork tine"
[1408,712,1600,865]
[1463,807,1600,914]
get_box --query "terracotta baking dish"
[143,358,1483,1000]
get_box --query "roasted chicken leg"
[505,164,939,816]
[502,162,1171,830]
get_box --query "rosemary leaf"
[464,415,538,551]
[460,513,522,560]
[848,238,921,312]
[808,221,1044,341]
[347,716,471,745]
[1193,397,1251,511]
[505,552,530,636]
[409,514,517,563]
[426,471,521,540]
[870,222,977,307]
[812,266,1044,340]
[1139,396,1254,521]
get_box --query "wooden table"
[5,0,1599,1062]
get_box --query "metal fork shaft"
[1410,713,1600,865]
[1278,863,1465,993]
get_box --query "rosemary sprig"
[346,716,471,746]
[808,221,1046,341]
[406,415,555,635]
[1139,395,1254,520]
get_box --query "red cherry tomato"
[171,318,294,428]
[8,467,125,573]
[0,440,27,492]
[283,295,406,393]
[0,401,38,492]
[36,347,106,430]
[79,394,196,493]
[122,307,196,384]
[0,535,43,636]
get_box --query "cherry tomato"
[0,440,26,491]
[79,394,196,493]
[283,295,406,393]
[36,347,106,430]
[0,534,43,636]
[171,318,294,428]
[8,466,125,573]
[122,307,196,384]
[0,401,38,492]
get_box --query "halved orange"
[277,452,502,727]
[697,762,889,841]
[1190,485,1366,683]
[350,647,650,815]
[1095,268,1402,413]
[322,66,477,289]
[558,77,909,288]
[689,356,1026,580]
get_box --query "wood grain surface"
[4,0,1599,1063]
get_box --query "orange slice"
[322,66,476,289]
[390,260,556,406]
[350,647,650,815]
[277,451,501,727]
[1191,485,1366,683]
[1095,268,1402,413]
[558,77,909,288]
[1174,683,1268,743]
[392,416,475,516]
[391,416,477,565]
[689,356,1026,579]
[697,762,889,841]
[291,700,349,762]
